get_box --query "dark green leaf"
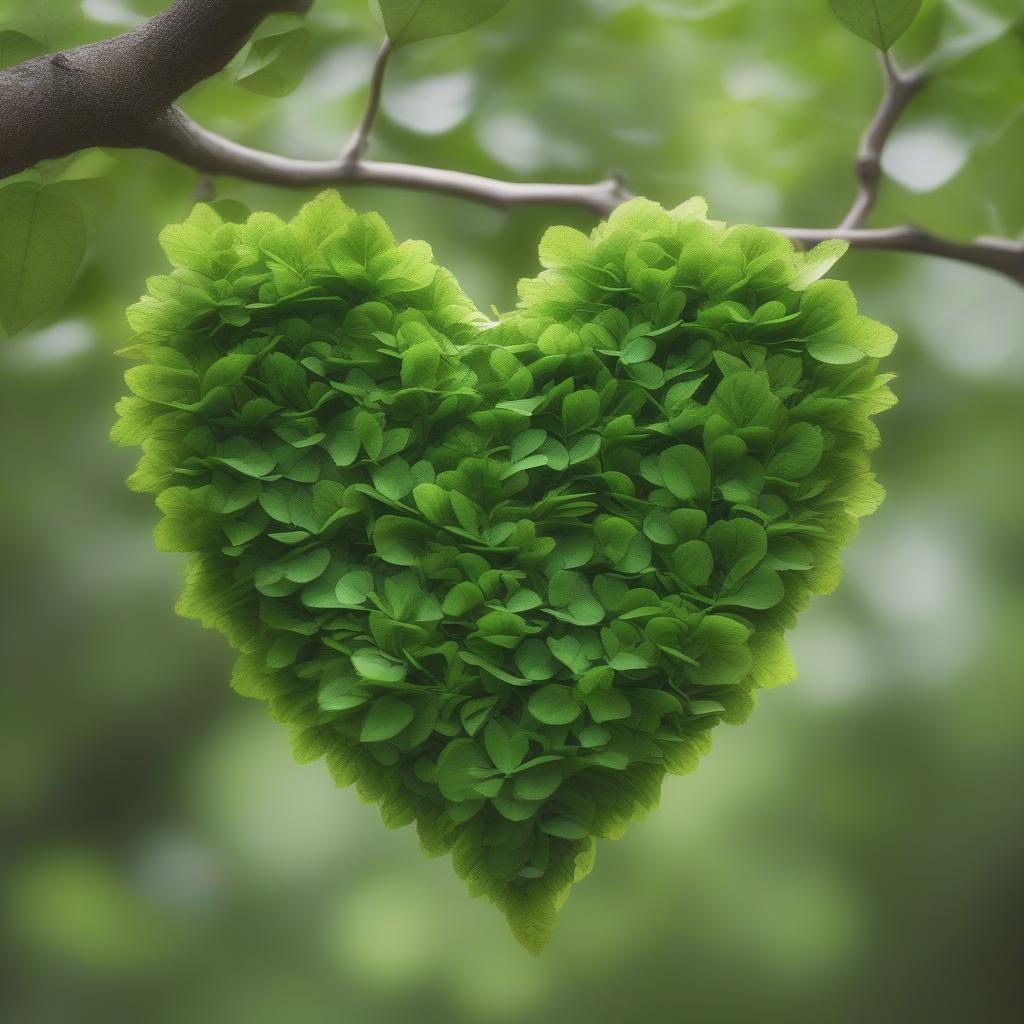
[361,696,415,742]
[830,0,923,50]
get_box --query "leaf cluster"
[115,192,896,950]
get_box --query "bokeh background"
[2,0,1023,1021]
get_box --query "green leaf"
[690,644,753,687]
[230,18,311,97]
[805,316,897,365]
[706,518,768,588]
[214,438,276,478]
[437,739,492,802]
[373,516,432,566]
[767,423,824,480]
[484,721,528,774]
[720,565,785,610]
[352,648,407,684]
[547,635,590,675]
[354,411,385,460]
[658,445,711,501]
[319,680,368,713]
[443,581,485,617]
[528,685,581,726]
[540,817,589,840]
[460,697,498,738]
[708,372,781,430]
[791,239,848,290]
[585,689,632,724]
[360,696,415,742]
[561,389,601,433]
[671,539,714,589]
[514,639,557,681]
[209,198,252,225]
[829,0,923,50]
[202,353,255,393]
[373,0,512,48]
[412,482,449,523]
[281,547,330,584]
[0,182,87,335]
[513,764,562,801]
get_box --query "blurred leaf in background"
[830,0,924,49]
[0,182,86,334]
[226,14,312,98]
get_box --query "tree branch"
[0,0,1020,289]
[839,51,925,230]
[340,37,394,166]
[0,0,312,178]
[145,108,629,214]
[777,226,1024,286]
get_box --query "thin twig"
[0,0,1021,288]
[340,37,394,166]
[839,51,925,230]
[148,108,631,215]
[777,225,1024,286]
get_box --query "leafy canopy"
[116,192,895,951]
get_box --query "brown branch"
[0,0,312,178]
[0,0,1020,288]
[340,37,394,166]
[839,51,925,230]
[776,47,1024,286]
[146,108,629,214]
[777,226,1024,286]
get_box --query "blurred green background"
[2,1,1023,1021]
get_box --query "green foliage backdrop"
[1,0,1023,1017]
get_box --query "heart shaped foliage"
[115,192,896,950]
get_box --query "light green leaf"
[324,212,395,279]
[230,17,311,97]
[767,423,824,479]
[790,239,849,289]
[352,648,407,684]
[373,0,512,48]
[202,353,255,393]
[0,182,87,336]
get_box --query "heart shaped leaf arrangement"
[115,192,896,950]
